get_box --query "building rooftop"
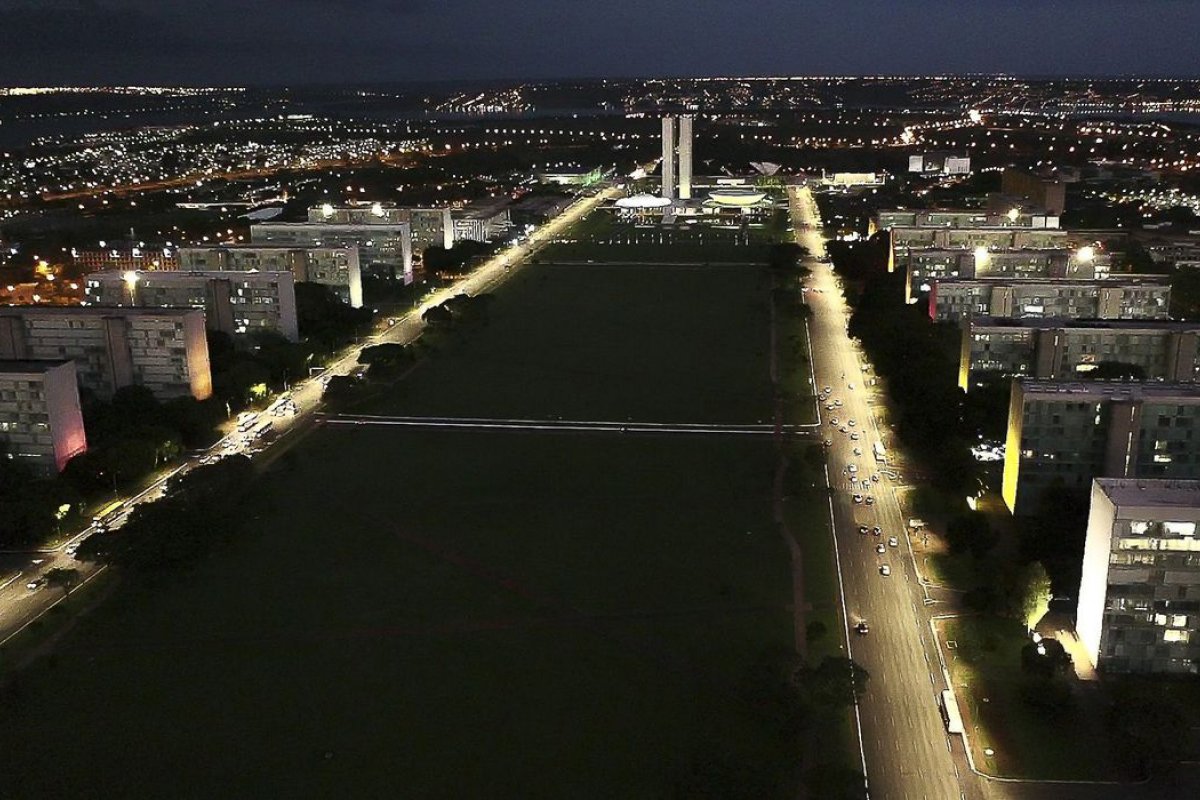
[0,359,72,374]
[0,304,202,318]
[937,275,1170,286]
[1019,378,1200,401]
[971,316,1200,332]
[1095,478,1200,509]
[87,270,291,281]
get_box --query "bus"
[873,441,887,464]
[248,419,274,440]
[940,689,964,735]
[91,499,124,527]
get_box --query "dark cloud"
[0,0,1195,85]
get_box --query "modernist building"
[1001,169,1067,216]
[178,245,363,308]
[659,115,694,200]
[251,220,413,284]
[0,307,212,401]
[71,242,179,274]
[452,201,512,243]
[929,277,1171,322]
[85,270,299,343]
[308,204,454,252]
[0,359,87,474]
[959,317,1200,389]
[1002,380,1200,514]
[873,208,1059,234]
[1077,478,1200,674]
[904,247,1110,302]
[907,152,971,176]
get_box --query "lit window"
[1164,630,1190,643]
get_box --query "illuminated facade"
[661,116,676,200]
[308,204,454,253]
[1001,169,1067,216]
[0,307,212,401]
[0,359,87,474]
[85,270,299,343]
[252,220,413,284]
[873,208,1058,233]
[905,248,1110,302]
[1077,478,1200,674]
[959,317,1200,390]
[72,243,179,274]
[930,277,1171,322]
[178,245,363,308]
[1002,380,1200,515]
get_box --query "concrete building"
[930,277,1171,322]
[85,270,299,343]
[1077,478,1200,674]
[71,243,179,274]
[178,245,362,308]
[251,220,413,284]
[1002,169,1067,216]
[678,115,693,200]
[959,317,1200,389]
[452,201,511,243]
[874,209,1058,232]
[907,152,971,176]
[905,247,1110,302]
[661,116,676,201]
[0,307,212,401]
[309,204,454,253]
[0,360,87,474]
[1002,380,1200,515]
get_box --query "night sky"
[1,0,1197,86]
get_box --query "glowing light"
[1007,207,1020,222]
[1076,246,1095,263]
[973,246,989,264]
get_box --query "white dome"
[615,194,672,209]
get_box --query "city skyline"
[3,0,1200,85]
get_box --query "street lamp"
[123,270,140,305]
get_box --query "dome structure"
[615,194,673,209]
[707,189,768,207]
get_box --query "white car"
[848,464,858,474]
[26,578,44,591]
[848,383,855,390]
[830,418,839,426]
[865,496,875,506]
[875,543,886,554]
[852,494,864,504]
[850,432,860,441]
[848,420,856,427]
[888,536,899,547]
[834,399,843,407]
[879,565,891,576]
[853,448,862,456]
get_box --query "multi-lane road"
[790,185,982,800]
[0,179,630,654]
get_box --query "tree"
[44,567,82,598]
[1109,681,1190,776]
[805,762,868,800]
[801,657,870,710]
[1088,361,1147,381]
[1015,561,1053,630]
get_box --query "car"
[26,578,44,591]
[829,418,839,426]
[855,621,869,635]
[848,383,855,390]
[872,526,882,536]
[852,494,864,504]
[858,525,869,534]
[888,536,899,547]
[850,432,860,440]
[65,543,79,557]
[865,496,875,505]
[823,439,833,448]
[840,426,849,433]
[826,403,835,411]
[848,420,856,427]
[853,447,862,456]
[823,386,832,394]
[879,565,891,576]
[871,473,880,482]
[833,399,843,407]
[875,543,886,554]
[848,464,857,474]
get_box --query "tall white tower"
[661,116,676,200]
[678,115,693,200]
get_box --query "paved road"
[790,185,981,800]
[0,180,632,654]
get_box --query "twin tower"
[661,115,693,200]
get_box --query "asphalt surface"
[790,186,982,800]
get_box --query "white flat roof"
[1096,478,1200,508]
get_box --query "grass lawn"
[383,258,775,424]
[939,615,1124,781]
[0,240,816,797]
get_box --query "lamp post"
[123,270,140,306]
